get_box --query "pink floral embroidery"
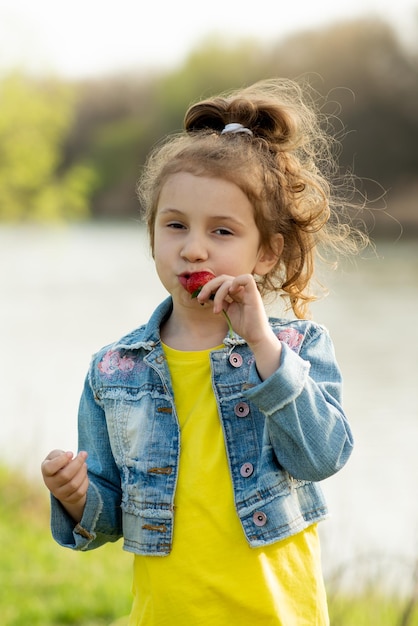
[277,328,303,352]
[98,350,135,375]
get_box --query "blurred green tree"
[62,76,158,218]
[0,73,97,220]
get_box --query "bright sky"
[0,0,417,78]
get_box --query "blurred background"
[0,0,417,225]
[1,0,418,624]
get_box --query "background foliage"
[0,75,97,221]
[1,17,417,232]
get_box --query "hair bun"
[184,91,300,150]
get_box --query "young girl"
[42,78,365,625]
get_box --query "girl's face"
[153,172,276,308]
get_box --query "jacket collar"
[110,297,245,352]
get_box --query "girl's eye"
[214,228,233,236]
[167,222,186,229]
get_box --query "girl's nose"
[180,234,208,262]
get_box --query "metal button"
[252,511,267,527]
[229,353,243,368]
[234,402,250,418]
[240,462,254,477]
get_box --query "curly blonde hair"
[138,78,367,319]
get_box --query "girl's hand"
[41,449,89,522]
[197,274,282,380]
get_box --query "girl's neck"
[160,309,227,351]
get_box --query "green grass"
[0,467,132,625]
[1,466,417,625]
[328,594,418,626]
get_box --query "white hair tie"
[221,123,253,137]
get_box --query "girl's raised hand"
[197,274,269,342]
[197,274,282,380]
[41,449,89,522]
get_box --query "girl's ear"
[254,234,284,276]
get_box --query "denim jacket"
[51,297,353,556]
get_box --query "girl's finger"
[41,450,72,477]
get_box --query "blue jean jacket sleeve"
[50,375,123,551]
[244,326,353,482]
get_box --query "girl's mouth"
[178,274,189,289]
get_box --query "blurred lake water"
[1,223,417,592]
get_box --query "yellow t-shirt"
[128,344,329,626]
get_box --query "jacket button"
[252,511,267,527]
[240,462,254,477]
[229,353,243,367]
[234,402,249,417]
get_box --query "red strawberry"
[184,271,215,298]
